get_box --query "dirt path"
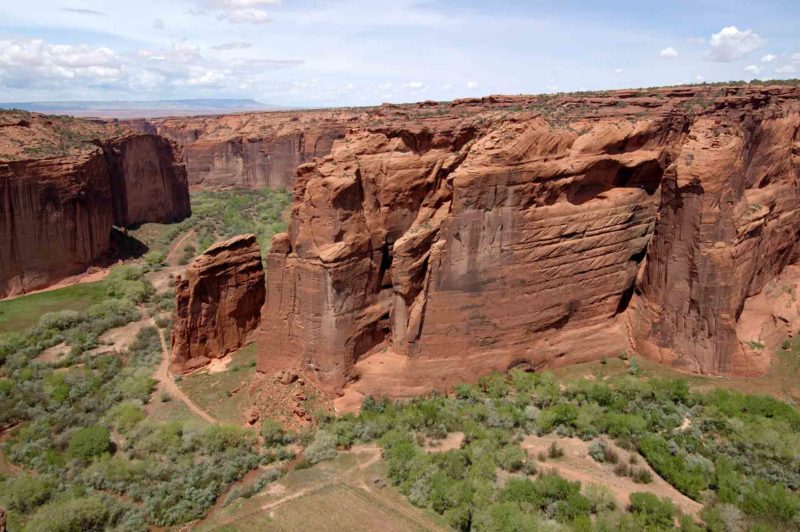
[166,230,195,266]
[150,316,217,425]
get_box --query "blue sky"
[0,0,798,106]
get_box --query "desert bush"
[0,474,55,513]
[588,439,618,464]
[23,495,111,532]
[628,492,676,528]
[68,425,111,460]
[547,441,564,459]
[305,430,337,464]
[583,483,617,512]
[631,467,653,484]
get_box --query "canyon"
[0,111,190,297]
[4,84,800,396]
[242,84,800,397]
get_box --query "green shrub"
[638,434,708,498]
[68,425,111,460]
[107,402,146,433]
[23,496,110,532]
[495,444,527,472]
[261,419,287,446]
[0,474,54,513]
[305,430,337,464]
[588,439,618,463]
[628,492,676,528]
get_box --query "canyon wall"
[257,85,800,395]
[0,154,113,298]
[102,134,191,226]
[171,234,266,374]
[0,132,189,298]
[149,113,349,190]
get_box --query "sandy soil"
[521,434,702,516]
[85,320,148,356]
[423,432,464,453]
[34,342,70,363]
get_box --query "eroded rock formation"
[171,234,266,373]
[0,129,189,298]
[1,154,114,297]
[102,134,190,226]
[148,112,349,190]
[258,84,800,394]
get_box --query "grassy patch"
[0,281,108,334]
[177,342,259,425]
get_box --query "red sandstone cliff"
[102,134,191,226]
[171,234,266,374]
[258,85,800,394]
[0,153,113,297]
[148,112,349,190]
[0,123,190,298]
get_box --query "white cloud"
[405,81,424,89]
[775,64,797,74]
[744,64,761,76]
[211,41,253,50]
[466,80,478,89]
[659,47,678,58]
[0,39,124,86]
[377,82,392,90]
[200,0,278,24]
[696,74,705,82]
[185,69,226,86]
[761,53,776,63]
[707,26,764,62]
[62,7,106,16]
[614,68,623,73]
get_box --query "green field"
[0,281,108,334]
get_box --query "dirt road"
[151,316,217,425]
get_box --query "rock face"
[148,112,349,190]
[0,131,189,298]
[0,154,114,297]
[0,505,6,532]
[171,234,266,374]
[102,134,191,226]
[258,85,800,394]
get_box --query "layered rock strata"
[170,234,266,373]
[0,133,189,297]
[149,113,349,190]
[258,85,800,394]
[102,134,191,226]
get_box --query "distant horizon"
[1,1,798,107]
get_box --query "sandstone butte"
[170,234,266,374]
[198,83,800,398]
[0,111,190,297]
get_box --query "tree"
[68,425,111,460]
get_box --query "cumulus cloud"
[466,80,478,89]
[211,41,253,50]
[200,0,278,24]
[0,37,302,97]
[659,47,678,58]
[405,81,424,89]
[614,68,623,73]
[744,64,761,76]
[707,26,764,62]
[761,53,776,63]
[0,39,124,87]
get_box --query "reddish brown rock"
[0,131,190,298]
[102,134,190,226]
[170,234,266,374]
[148,112,349,190]
[0,153,114,298]
[258,84,800,395]
[0,505,7,532]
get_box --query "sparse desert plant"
[547,441,564,459]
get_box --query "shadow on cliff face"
[107,227,149,262]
